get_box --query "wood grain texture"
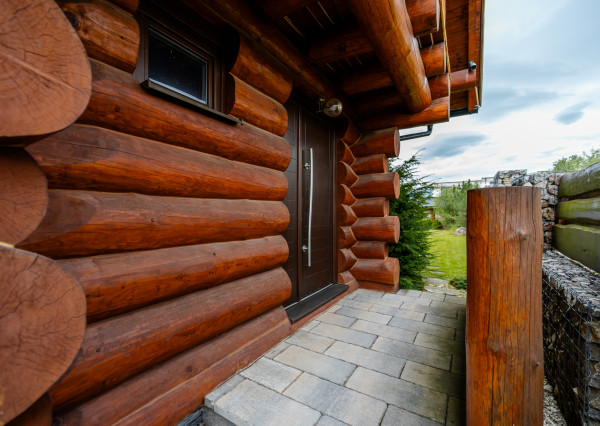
[466,187,543,425]
[352,216,400,243]
[338,226,357,249]
[0,0,91,137]
[406,0,439,36]
[50,268,291,409]
[352,154,389,175]
[6,394,52,426]
[557,198,600,225]
[420,42,446,77]
[338,248,358,272]
[337,184,357,206]
[357,279,399,293]
[352,172,400,199]
[18,190,289,258]
[558,162,600,198]
[337,140,356,166]
[351,127,400,158]
[308,24,373,64]
[451,68,477,93]
[225,74,288,136]
[351,241,389,259]
[351,258,399,285]
[54,307,290,426]
[357,96,449,132]
[352,197,390,217]
[554,224,600,273]
[60,236,289,322]
[336,118,362,146]
[105,0,138,14]
[27,124,287,201]
[0,246,85,424]
[338,271,359,288]
[0,148,48,245]
[341,63,391,96]
[79,60,291,171]
[338,161,359,186]
[58,0,139,73]
[338,204,358,226]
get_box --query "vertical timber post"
[466,187,543,425]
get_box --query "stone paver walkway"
[203,288,467,426]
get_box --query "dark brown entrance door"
[283,101,335,306]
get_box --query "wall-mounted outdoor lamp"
[317,98,343,117]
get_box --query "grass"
[424,229,467,281]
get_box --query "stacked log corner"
[1,4,296,423]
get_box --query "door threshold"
[285,283,348,323]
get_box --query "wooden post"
[466,187,543,425]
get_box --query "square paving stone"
[316,312,357,328]
[396,289,424,298]
[389,317,455,339]
[240,358,302,392]
[444,295,467,305]
[372,337,451,371]
[370,304,426,321]
[414,333,465,355]
[400,361,465,398]
[361,296,403,308]
[284,373,387,426]
[446,397,466,425]
[354,289,384,297]
[263,341,290,359]
[399,302,459,319]
[381,405,443,426]
[382,294,425,305]
[204,374,244,409]
[328,304,342,313]
[351,319,416,344]
[325,341,405,377]
[274,345,356,384]
[285,330,335,353]
[346,367,448,424]
[310,322,377,348]
[419,292,446,302]
[301,320,320,332]
[424,313,465,330]
[336,306,392,325]
[338,298,373,311]
[212,379,321,426]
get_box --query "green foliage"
[430,219,444,230]
[552,146,600,172]
[388,154,434,290]
[424,229,467,280]
[449,277,467,290]
[434,180,479,228]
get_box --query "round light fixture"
[323,98,343,117]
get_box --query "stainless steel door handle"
[307,148,313,267]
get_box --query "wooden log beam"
[336,118,362,146]
[6,394,52,426]
[337,271,358,288]
[357,279,399,293]
[308,24,374,64]
[0,246,85,424]
[79,60,291,171]
[557,199,600,226]
[338,162,359,186]
[558,162,600,198]
[105,0,138,14]
[59,0,139,73]
[60,236,288,322]
[351,241,389,259]
[420,42,446,78]
[406,0,439,36]
[337,226,357,248]
[351,127,399,158]
[50,268,291,409]
[0,148,48,245]
[352,197,389,217]
[0,0,91,138]
[338,248,358,272]
[53,307,289,426]
[337,184,357,206]
[451,69,477,93]
[352,173,400,199]
[27,125,287,201]
[338,204,358,226]
[466,187,543,425]
[345,0,431,112]
[225,74,288,136]
[18,190,289,259]
[357,96,449,132]
[350,258,399,285]
[352,216,400,243]
[352,154,389,175]
[228,34,292,105]
[554,224,600,272]
[253,0,313,21]
[337,140,356,166]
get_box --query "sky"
[396,0,600,182]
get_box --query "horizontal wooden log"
[337,226,357,248]
[105,0,138,14]
[341,63,391,96]
[60,236,288,322]
[338,271,358,287]
[351,257,400,285]
[406,0,439,36]
[357,96,449,132]
[351,127,400,158]
[352,197,389,217]
[309,24,373,64]
[338,162,359,186]
[557,198,600,225]
[352,154,389,175]
[338,204,358,226]
[337,140,355,166]
[59,0,139,73]
[337,184,357,206]
[50,267,291,409]
[7,394,52,426]
[338,248,358,272]
[352,216,400,243]
[352,173,400,199]
[1,0,91,137]
[54,307,290,426]
[351,241,389,259]
[0,247,85,424]
[225,74,288,136]
[27,125,287,201]
[558,162,600,198]
[253,0,313,21]
[18,190,289,258]
[228,34,292,104]
[79,60,291,171]
[336,118,362,146]
[554,224,600,273]
[358,280,399,293]
[420,42,446,78]
[451,69,477,93]
[0,148,48,245]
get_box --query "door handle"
[306,148,313,267]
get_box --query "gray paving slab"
[328,304,342,313]
[240,358,301,392]
[369,304,426,321]
[354,289,384,297]
[446,397,466,425]
[396,289,424,298]
[359,296,403,308]
[285,330,335,353]
[372,336,451,371]
[400,361,465,398]
[316,415,349,426]
[351,319,416,344]
[424,313,465,330]
[400,302,460,319]
[454,329,465,342]
[457,309,466,320]
[383,294,430,305]
[346,367,448,424]
[263,341,290,359]
[310,322,377,348]
[419,292,446,301]
[274,345,356,385]
[284,372,387,426]
[301,320,320,332]
[336,306,392,325]
[316,312,357,327]
[432,300,466,311]
[389,316,455,339]
[325,341,406,377]
[211,379,321,426]
[415,332,465,355]
[451,354,466,375]
[444,295,467,305]
[381,405,443,426]
[205,374,244,409]
[338,298,373,310]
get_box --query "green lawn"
[424,229,467,280]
